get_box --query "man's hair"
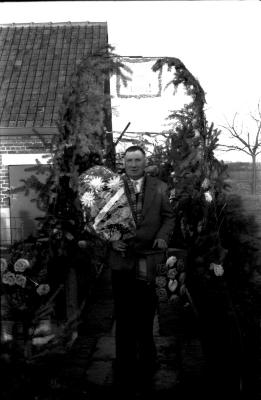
[124,145,146,156]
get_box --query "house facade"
[1,25,260,247]
[0,21,109,246]
[111,56,190,152]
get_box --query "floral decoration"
[155,254,187,304]
[1,250,51,342]
[78,165,136,242]
[210,262,224,277]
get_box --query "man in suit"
[108,145,175,388]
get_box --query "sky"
[0,0,261,162]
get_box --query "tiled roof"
[0,22,108,128]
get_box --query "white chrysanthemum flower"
[204,191,213,203]
[15,274,27,288]
[89,177,104,191]
[201,178,210,189]
[14,258,30,272]
[81,191,95,208]
[107,176,121,190]
[1,258,8,274]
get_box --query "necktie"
[134,181,139,204]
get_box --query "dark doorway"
[9,165,49,243]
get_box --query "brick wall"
[0,134,53,207]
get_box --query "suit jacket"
[108,175,175,271]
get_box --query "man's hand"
[153,238,167,250]
[111,240,127,252]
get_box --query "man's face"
[124,150,146,179]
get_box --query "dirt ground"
[1,265,261,400]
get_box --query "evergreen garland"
[150,57,260,310]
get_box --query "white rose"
[166,256,177,268]
[168,279,178,293]
[204,191,213,203]
[36,284,50,296]
[15,274,27,288]
[14,258,30,272]
[214,264,224,277]
[2,271,16,286]
[210,263,224,277]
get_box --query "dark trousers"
[111,269,158,382]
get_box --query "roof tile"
[0,21,108,128]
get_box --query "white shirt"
[130,177,144,194]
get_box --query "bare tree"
[219,104,261,194]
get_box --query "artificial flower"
[179,284,187,296]
[204,191,213,203]
[120,207,132,219]
[166,256,177,268]
[36,284,50,296]
[78,240,88,248]
[79,166,136,242]
[179,272,186,284]
[157,263,168,275]
[32,334,55,346]
[81,191,95,208]
[155,276,167,288]
[177,258,185,271]
[0,258,8,274]
[169,188,176,200]
[156,288,168,301]
[107,176,121,190]
[156,253,187,304]
[89,177,104,192]
[34,319,52,336]
[214,265,224,277]
[15,274,27,288]
[169,294,180,304]
[2,271,16,286]
[201,178,210,189]
[1,331,13,343]
[14,258,30,272]
[167,268,178,279]
[168,279,178,293]
[210,263,224,277]
[65,232,74,241]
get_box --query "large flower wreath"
[1,255,50,343]
[78,166,136,242]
